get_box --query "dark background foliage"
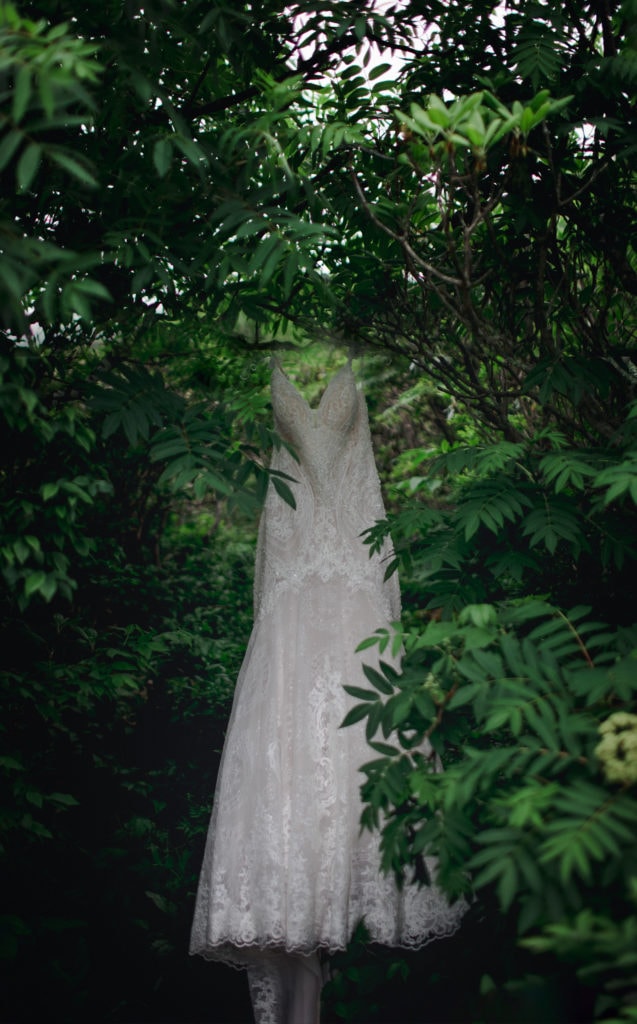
[2,1,637,1022]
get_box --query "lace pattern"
[253,363,400,623]
[189,364,466,1019]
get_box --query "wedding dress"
[189,361,465,1022]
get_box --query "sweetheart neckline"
[272,361,353,411]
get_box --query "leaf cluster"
[345,600,637,1018]
[3,0,637,1019]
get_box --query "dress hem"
[189,917,465,970]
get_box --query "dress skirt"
[189,575,466,966]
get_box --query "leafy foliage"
[345,598,637,1018]
[3,0,637,1020]
[1,441,258,1018]
[0,343,111,607]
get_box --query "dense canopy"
[2,2,637,1021]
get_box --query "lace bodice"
[254,363,400,622]
[272,362,359,502]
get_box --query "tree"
[2,1,637,1021]
[323,5,637,1021]
[0,5,406,1019]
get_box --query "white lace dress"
[189,362,465,1021]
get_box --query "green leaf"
[390,693,412,727]
[0,129,22,170]
[234,219,269,240]
[16,142,42,191]
[341,704,371,729]
[356,632,386,652]
[49,149,97,187]
[272,476,296,509]
[362,663,394,694]
[173,133,208,170]
[13,65,31,123]
[24,571,46,597]
[448,681,484,709]
[365,699,384,740]
[72,278,111,302]
[49,792,79,806]
[368,62,392,81]
[497,859,520,911]
[343,685,379,702]
[37,74,55,120]
[369,740,400,756]
[63,285,92,322]
[41,481,60,501]
[261,237,287,286]
[153,137,173,177]
[39,575,58,602]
